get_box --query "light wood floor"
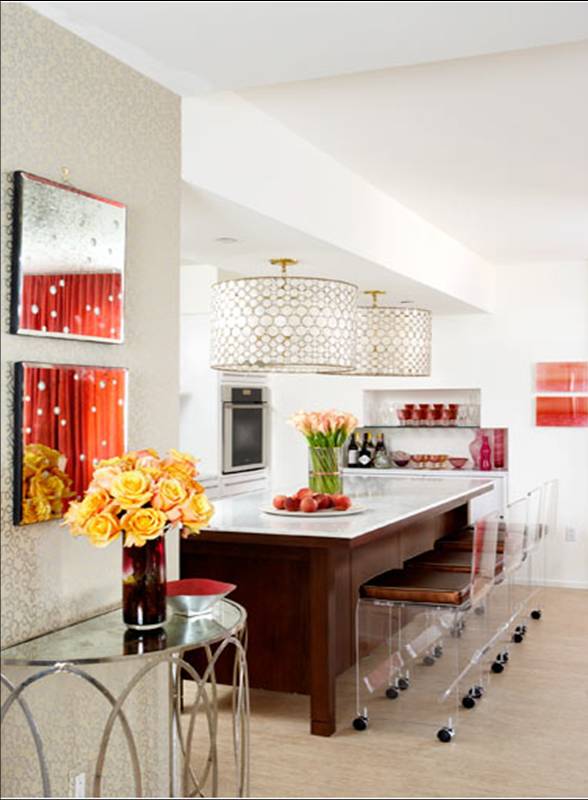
[187,587,588,798]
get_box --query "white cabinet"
[221,470,269,498]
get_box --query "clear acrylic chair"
[482,494,529,675]
[526,479,559,623]
[509,485,543,644]
[353,511,500,742]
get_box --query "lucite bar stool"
[476,494,528,677]
[508,485,543,644]
[526,479,559,623]
[353,511,500,742]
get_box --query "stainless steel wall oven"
[222,386,268,474]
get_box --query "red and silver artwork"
[14,362,128,525]
[535,396,588,427]
[535,362,588,393]
[11,172,126,343]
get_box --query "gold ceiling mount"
[270,257,298,276]
[364,289,386,307]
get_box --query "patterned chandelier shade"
[351,301,432,376]
[210,269,358,373]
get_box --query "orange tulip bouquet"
[289,409,358,495]
[64,448,214,629]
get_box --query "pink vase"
[493,429,505,469]
[469,430,483,469]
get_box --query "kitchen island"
[180,476,494,736]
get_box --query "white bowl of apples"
[261,487,365,517]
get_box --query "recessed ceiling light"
[215,236,239,244]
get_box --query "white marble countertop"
[203,476,494,541]
[343,467,507,477]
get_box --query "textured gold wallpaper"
[1,5,180,794]
[1,3,181,648]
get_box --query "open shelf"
[358,425,480,430]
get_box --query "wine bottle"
[358,433,373,468]
[347,433,359,468]
[375,432,387,455]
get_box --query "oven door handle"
[223,403,268,409]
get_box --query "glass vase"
[308,446,343,495]
[122,535,166,630]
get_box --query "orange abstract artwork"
[15,362,127,525]
[535,396,588,427]
[535,362,588,393]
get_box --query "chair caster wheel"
[491,661,504,674]
[474,605,485,616]
[531,609,542,620]
[423,655,436,666]
[433,645,443,658]
[385,687,399,700]
[512,633,523,644]
[397,677,410,691]
[437,727,454,743]
[353,716,368,731]
[500,651,510,662]
[515,625,526,635]
[462,695,476,709]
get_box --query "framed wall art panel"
[535,396,588,428]
[535,362,588,393]
[10,171,126,343]
[14,362,128,525]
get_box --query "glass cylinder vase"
[308,446,343,495]
[122,535,166,630]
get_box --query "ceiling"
[25,1,588,94]
[181,183,481,314]
[242,41,588,262]
[28,1,588,264]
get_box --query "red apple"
[315,494,332,510]
[295,487,314,500]
[300,496,319,513]
[273,494,287,510]
[333,494,352,511]
[285,496,301,512]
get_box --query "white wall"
[270,261,588,587]
[179,264,219,478]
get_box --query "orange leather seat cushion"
[438,529,506,554]
[407,549,504,576]
[361,568,470,606]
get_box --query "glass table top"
[1,600,246,666]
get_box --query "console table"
[1,600,249,798]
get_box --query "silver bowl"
[166,578,236,618]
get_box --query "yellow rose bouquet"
[63,448,214,548]
[22,443,75,524]
[63,448,214,630]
